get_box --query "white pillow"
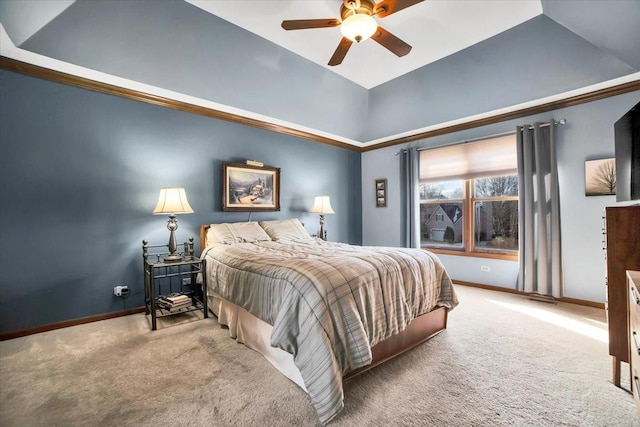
[209,222,272,245]
[205,227,221,246]
[259,219,312,243]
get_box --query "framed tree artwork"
[222,162,281,211]
[585,158,616,196]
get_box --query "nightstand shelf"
[143,239,208,330]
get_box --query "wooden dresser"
[606,205,640,388]
[629,271,640,415]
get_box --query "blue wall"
[17,0,368,141]
[362,90,640,302]
[0,69,362,333]
[365,15,635,141]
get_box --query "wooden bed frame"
[199,224,448,380]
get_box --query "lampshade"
[340,14,377,43]
[310,196,335,215]
[152,187,194,214]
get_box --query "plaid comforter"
[201,239,458,424]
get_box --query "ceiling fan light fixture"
[340,14,377,43]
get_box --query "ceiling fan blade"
[374,0,424,18]
[281,19,340,31]
[328,37,353,66]
[371,26,412,57]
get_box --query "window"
[418,135,519,259]
[473,175,518,252]
[420,180,464,249]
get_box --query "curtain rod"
[395,118,567,156]
[520,118,567,130]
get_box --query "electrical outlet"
[114,285,129,297]
[480,266,490,272]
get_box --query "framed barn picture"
[222,162,281,211]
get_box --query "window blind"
[419,134,517,182]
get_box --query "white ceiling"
[187,0,543,89]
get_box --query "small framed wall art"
[222,162,281,211]
[375,178,387,208]
[585,158,616,196]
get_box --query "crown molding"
[0,56,360,152]
[361,79,640,152]
[2,56,639,155]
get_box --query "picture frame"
[585,158,616,196]
[222,162,281,211]
[375,178,387,208]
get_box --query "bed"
[199,219,458,424]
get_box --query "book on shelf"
[156,300,191,312]
[164,292,187,298]
[160,296,190,306]
[164,292,186,299]
[156,293,192,312]
[158,293,186,302]
[157,298,190,306]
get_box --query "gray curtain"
[401,147,420,248]
[516,121,563,298]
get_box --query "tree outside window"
[473,175,518,252]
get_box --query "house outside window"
[420,180,464,249]
[418,134,519,260]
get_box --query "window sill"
[423,247,519,261]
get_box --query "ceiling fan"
[281,0,423,66]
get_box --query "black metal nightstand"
[142,239,208,330]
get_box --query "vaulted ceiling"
[1,0,639,148]
[187,0,545,89]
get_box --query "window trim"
[426,247,519,261]
[420,180,520,261]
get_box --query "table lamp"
[310,195,334,240]
[153,187,193,262]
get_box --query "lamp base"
[163,217,182,262]
[163,253,183,262]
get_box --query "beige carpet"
[1,285,637,426]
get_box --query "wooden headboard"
[199,224,211,253]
